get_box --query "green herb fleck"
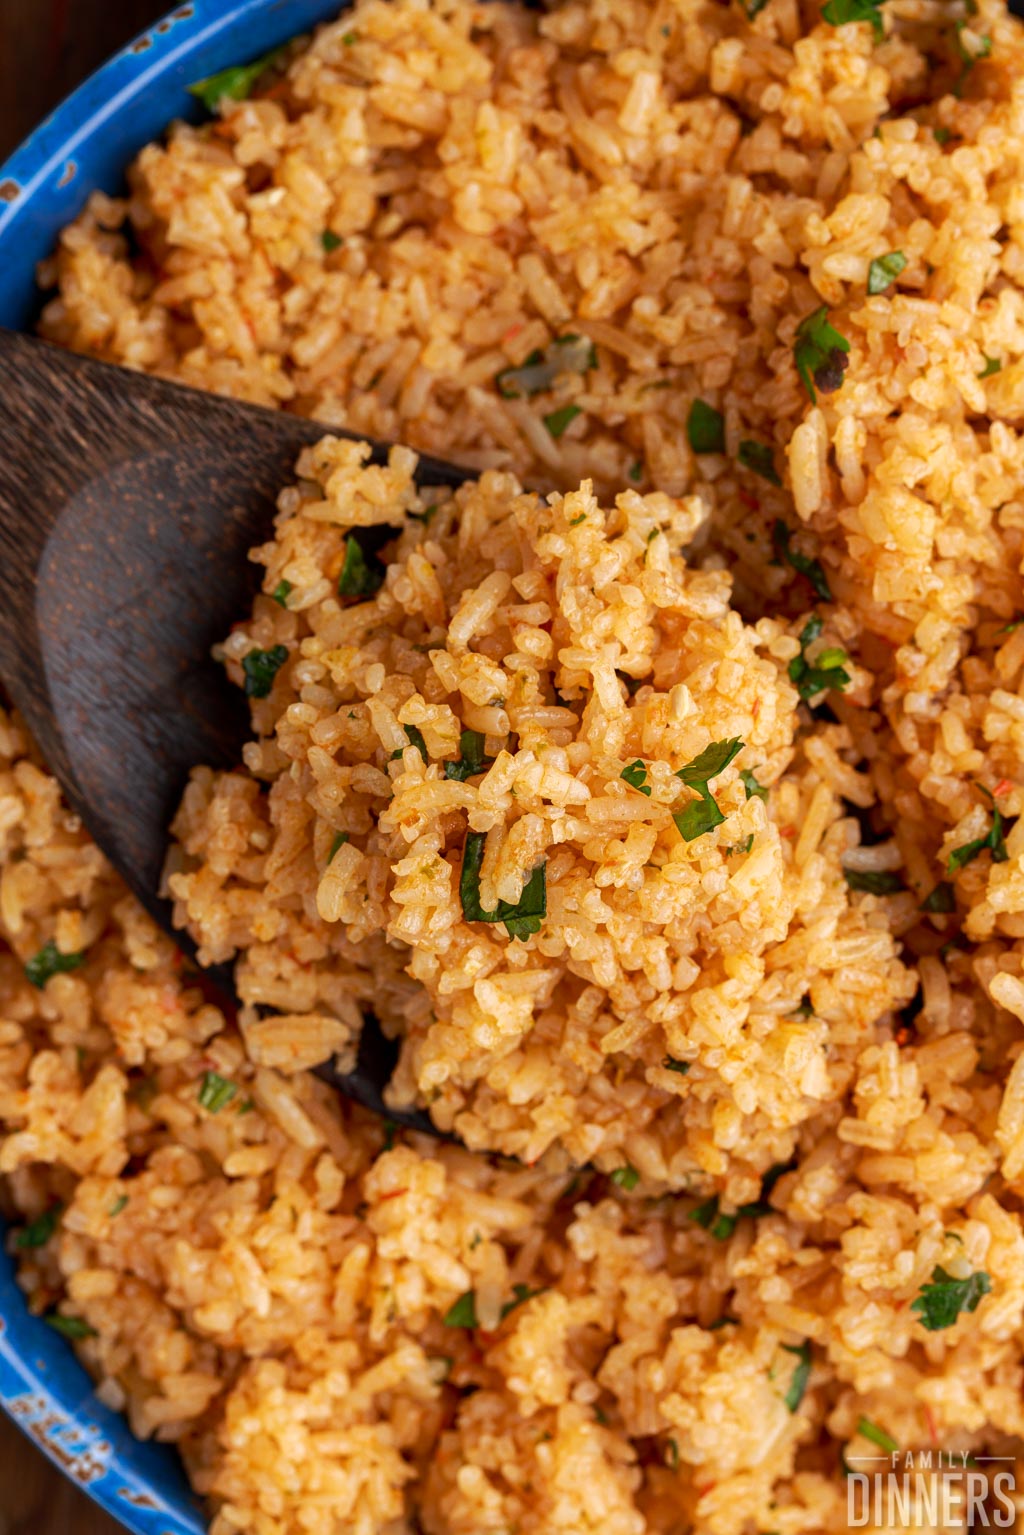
[408,503,438,525]
[242,644,288,699]
[662,1057,691,1075]
[821,0,886,41]
[188,45,285,111]
[46,1314,97,1341]
[857,1417,898,1453]
[338,533,385,599]
[271,579,293,606]
[672,738,743,843]
[921,882,956,913]
[321,231,343,252]
[24,941,85,989]
[198,1071,239,1114]
[342,30,358,44]
[445,730,493,783]
[382,1120,397,1152]
[495,335,596,399]
[391,725,427,762]
[947,810,1008,874]
[782,1341,812,1411]
[108,1195,129,1219]
[460,832,546,942]
[934,127,952,145]
[788,615,851,703]
[843,868,904,895]
[867,251,907,295]
[979,356,1002,379]
[665,1438,680,1470]
[726,834,755,856]
[500,1283,546,1320]
[911,1265,991,1331]
[738,440,781,486]
[610,1165,640,1191]
[328,832,350,863]
[687,399,726,455]
[544,404,583,439]
[689,1196,737,1242]
[793,305,851,404]
[953,22,992,97]
[443,1290,478,1328]
[773,520,833,602]
[741,769,769,802]
[15,1204,63,1249]
[621,760,652,797]
[628,460,643,482]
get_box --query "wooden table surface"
[0,4,171,1529]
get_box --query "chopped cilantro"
[443,1291,478,1328]
[911,1265,991,1331]
[46,1314,97,1340]
[689,1196,737,1241]
[673,738,743,843]
[188,45,285,111]
[495,335,596,399]
[242,644,288,699]
[821,0,886,40]
[725,834,755,856]
[24,940,85,989]
[338,533,385,598]
[741,769,769,802]
[857,1417,898,1453]
[947,810,1008,874]
[271,579,293,606]
[934,126,952,144]
[328,831,350,863]
[738,440,781,486]
[610,1165,640,1191]
[544,404,583,439]
[620,760,651,796]
[788,615,851,703]
[979,356,1002,379]
[341,29,358,44]
[15,1204,63,1249]
[445,730,493,782]
[321,231,343,252]
[628,460,644,482]
[662,1057,691,1075]
[843,868,904,895]
[408,503,438,525]
[867,251,907,295]
[460,832,546,942]
[774,521,833,601]
[500,1283,546,1320]
[921,882,956,913]
[198,1071,239,1114]
[687,399,726,454]
[744,0,771,16]
[953,22,992,97]
[108,1195,129,1218]
[382,1120,397,1152]
[665,1438,680,1470]
[782,1341,812,1411]
[391,725,428,762]
[793,305,851,404]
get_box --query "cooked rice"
[4,0,1024,1530]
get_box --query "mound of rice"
[6,0,1024,1528]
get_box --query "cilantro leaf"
[773,521,833,602]
[188,45,286,111]
[687,400,726,454]
[782,1341,812,1411]
[496,335,596,398]
[544,404,583,439]
[321,231,343,252]
[271,579,292,606]
[46,1314,97,1341]
[242,644,288,699]
[741,769,769,802]
[867,251,907,295]
[500,1283,546,1320]
[443,1291,478,1327]
[198,1071,239,1114]
[338,532,386,599]
[725,834,754,856]
[460,832,546,942]
[445,730,494,782]
[821,0,886,41]
[674,795,725,841]
[947,809,1009,874]
[662,1057,691,1074]
[15,1204,63,1250]
[689,1196,737,1241]
[921,882,956,913]
[738,440,781,486]
[328,831,350,863]
[843,869,904,895]
[980,356,1002,379]
[621,760,652,796]
[857,1417,898,1453]
[911,1265,991,1331]
[391,725,427,762]
[676,738,744,788]
[953,22,992,97]
[788,617,851,703]
[793,305,851,404]
[24,940,85,989]
[610,1165,640,1190]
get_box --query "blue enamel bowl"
[0,3,340,1529]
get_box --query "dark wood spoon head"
[0,327,473,1134]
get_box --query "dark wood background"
[0,9,169,1535]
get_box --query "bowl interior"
[0,1,340,1530]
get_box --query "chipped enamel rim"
[0,0,341,1529]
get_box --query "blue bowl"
[0,3,340,1530]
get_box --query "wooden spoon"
[0,327,475,1134]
